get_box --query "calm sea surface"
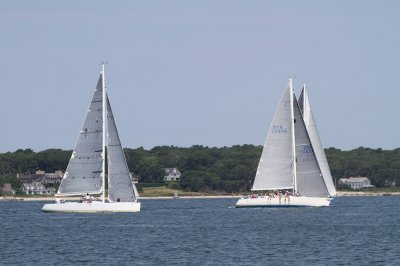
[1,197,400,265]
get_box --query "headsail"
[299,86,336,196]
[106,95,137,202]
[57,76,103,195]
[293,96,329,197]
[252,82,294,191]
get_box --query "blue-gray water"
[1,197,400,265]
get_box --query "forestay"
[252,84,294,191]
[57,76,103,195]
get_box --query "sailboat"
[235,79,333,207]
[298,85,336,197]
[42,64,141,213]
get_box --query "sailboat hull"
[235,196,332,208]
[42,201,141,213]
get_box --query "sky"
[1,0,399,152]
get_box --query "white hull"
[235,196,332,208]
[42,201,141,213]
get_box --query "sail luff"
[289,78,297,193]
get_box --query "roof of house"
[340,177,371,182]
[19,174,46,183]
[164,168,181,175]
[21,182,46,190]
[19,172,63,183]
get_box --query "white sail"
[106,95,137,202]
[299,86,336,196]
[252,81,294,191]
[57,76,104,196]
[293,96,329,197]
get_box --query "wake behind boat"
[236,79,334,208]
[42,64,140,213]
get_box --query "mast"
[289,78,297,193]
[101,63,106,203]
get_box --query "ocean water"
[1,196,400,265]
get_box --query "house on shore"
[339,177,375,189]
[18,170,63,195]
[21,182,56,195]
[164,168,181,181]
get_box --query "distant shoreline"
[335,191,400,197]
[2,192,400,202]
[0,195,242,201]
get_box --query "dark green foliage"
[166,181,181,190]
[135,183,143,193]
[0,149,70,175]
[1,146,400,193]
[326,147,400,187]
[0,175,22,194]
[124,144,261,193]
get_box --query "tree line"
[1,146,400,193]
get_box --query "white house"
[164,168,181,181]
[18,170,63,195]
[21,182,56,195]
[339,177,375,189]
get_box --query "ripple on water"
[1,197,400,265]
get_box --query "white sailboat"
[236,79,332,208]
[298,85,336,197]
[42,64,141,213]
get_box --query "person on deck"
[84,193,91,203]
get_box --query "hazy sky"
[1,1,399,152]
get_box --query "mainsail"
[299,86,336,196]
[57,76,104,196]
[106,95,137,202]
[293,96,329,197]
[252,82,294,191]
